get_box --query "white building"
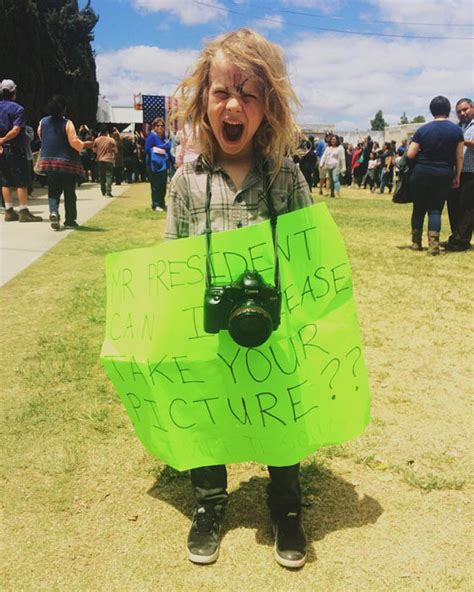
[96,95,142,125]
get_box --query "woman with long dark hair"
[407,96,464,254]
[320,134,346,197]
[37,95,92,229]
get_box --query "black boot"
[410,228,423,251]
[273,511,307,568]
[187,504,225,564]
[427,231,440,256]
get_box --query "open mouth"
[223,121,244,143]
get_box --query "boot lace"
[194,506,217,532]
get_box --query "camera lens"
[228,301,273,348]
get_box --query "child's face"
[207,53,265,160]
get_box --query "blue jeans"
[47,172,77,223]
[328,168,341,195]
[98,162,114,196]
[149,169,167,209]
[380,168,393,194]
[410,171,451,232]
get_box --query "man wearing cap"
[0,79,42,222]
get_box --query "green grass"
[1,183,472,590]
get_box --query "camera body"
[204,270,281,347]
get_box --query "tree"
[411,115,426,123]
[370,110,388,131]
[0,0,99,129]
[399,112,409,125]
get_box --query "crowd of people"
[294,132,409,197]
[1,78,472,252]
[76,123,150,188]
[0,78,179,227]
[293,96,473,255]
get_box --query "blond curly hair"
[173,28,301,177]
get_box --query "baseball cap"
[1,79,17,92]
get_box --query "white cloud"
[285,33,471,129]
[282,0,340,12]
[96,45,199,103]
[253,13,285,32]
[132,0,226,25]
[365,0,474,37]
[95,27,471,130]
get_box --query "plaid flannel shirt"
[165,155,313,240]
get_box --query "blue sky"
[88,0,473,130]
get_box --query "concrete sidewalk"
[0,181,130,286]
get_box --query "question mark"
[320,357,341,400]
[345,346,362,390]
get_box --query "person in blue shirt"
[145,117,174,212]
[0,79,42,222]
[406,96,464,255]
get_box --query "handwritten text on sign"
[101,204,371,470]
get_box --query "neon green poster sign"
[101,204,370,470]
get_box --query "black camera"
[203,270,281,348]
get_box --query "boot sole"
[273,525,307,568]
[187,547,219,564]
[274,545,307,569]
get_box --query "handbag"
[392,154,413,204]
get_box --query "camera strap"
[204,174,213,289]
[204,160,280,292]
[262,160,280,294]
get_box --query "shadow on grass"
[147,462,383,565]
[396,245,427,251]
[45,225,106,233]
[127,208,167,220]
[75,226,107,233]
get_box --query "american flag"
[142,95,178,135]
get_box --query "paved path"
[0,182,130,286]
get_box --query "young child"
[165,28,313,568]
[366,151,378,193]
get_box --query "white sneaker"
[49,212,60,230]
[153,206,164,212]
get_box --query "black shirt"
[412,120,464,176]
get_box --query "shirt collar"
[461,119,474,131]
[195,152,269,175]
